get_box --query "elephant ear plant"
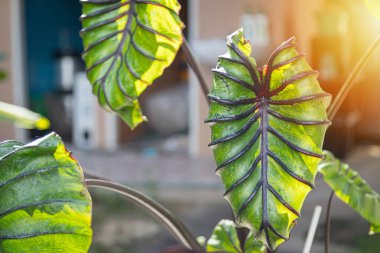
[80,0,184,128]
[0,133,92,252]
[1,0,380,252]
[206,29,330,250]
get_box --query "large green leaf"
[80,0,184,129]
[0,101,50,130]
[319,151,380,234]
[0,133,92,252]
[205,29,331,250]
[206,219,266,253]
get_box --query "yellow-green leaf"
[319,151,380,235]
[80,0,184,129]
[206,29,331,250]
[206,219,266,253]
[0,133,92,252]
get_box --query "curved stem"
[85,179,203,251]
[181,38,210,106]
[327,34,380,120]
[84,170,110,180]
[324,190,334,253]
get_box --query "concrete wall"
[0,0,16,141]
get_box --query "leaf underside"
[0,133,92,252]
[206,29,330,250]
[206,219,266,253]
[319,151,380,234]
[80,0,184,129]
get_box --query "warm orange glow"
[365,0,380,19]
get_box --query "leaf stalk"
[85,179,203,251]
[181,38,210,105]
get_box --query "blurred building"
[1,0,380,157]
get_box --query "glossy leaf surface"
[206,219,266,253]
[80,0,184,129]
[206,29,330,250]
[319,151,380,234]
[0,133,92,252]
[0,101,50,130]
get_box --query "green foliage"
[0,133,92,252]
[80,0,184,129]
[206,219,266,253]
[319,151,380,234]
[0,101,50,130]
[350,234,380,253]
[0,53,6,81]
[206,29,330,250]
[0,71,5,81]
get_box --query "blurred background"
[1,0,380,252]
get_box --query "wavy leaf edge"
[80,0,184,129]
[0,132,92,252]
[206,28,331,250]
[319,150,380,234]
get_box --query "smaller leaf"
[244,233,266,253]
[319,151,380,234]
[206,219,266,253]
[197,235,207,248]
[0,101,50,130]
[207,220,241,253]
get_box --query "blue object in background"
[24,0,83,97]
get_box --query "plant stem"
[324,191,334,253]
[181,38,210,105]
[327,34,380,121]
[85,179,203,251]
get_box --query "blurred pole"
[302,205,322,253]
[10,0,28,142]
